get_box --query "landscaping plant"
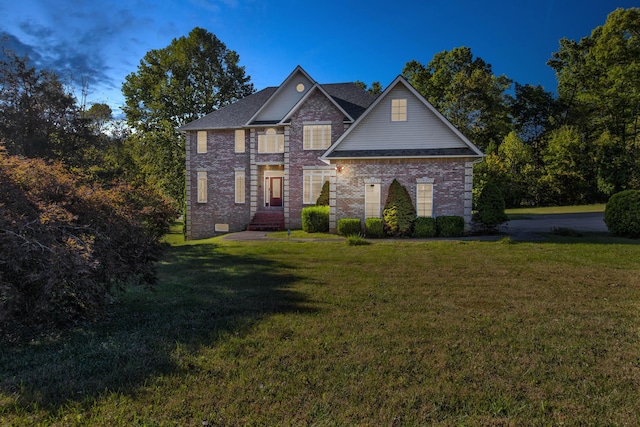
[604,189,640,238]
[382,179,416,237]
[301,206,330,233]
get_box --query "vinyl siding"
[254,72,313,122]
[333,85,467,152]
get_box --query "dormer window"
[391,99,407,122]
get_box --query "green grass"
[2,230,640,425]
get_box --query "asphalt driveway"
[498,212,607,240]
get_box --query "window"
[303,170,331,204]
[365,184,381,218]
[391,99,407,122]
[197,171,207,203]
[235,129,245,153]
[197,131,207,153]
[235,170,245,204]
[416,183,433,217]
[258,128,284,153]
[303,124,331,150]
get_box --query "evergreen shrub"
[301,206,329,233]
[382,179,416,237]
[412,217,436,238]
[337,218,362,236]
[436,216,465,237]
[315,180,330,206]
[604,190,640,238]
[365,218,385,238]
[476,182,509,229]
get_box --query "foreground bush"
[604,190,640,238]
[0,151,177,337]
[301,206,329,233]
[412,217,436,238]
[365,218,384,238]
[383,179,416,237]
[337,218,362,236]
[436,216,465,237]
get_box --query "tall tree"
[548,7,640,195]
[403,47,513,151]
[122,27,254,206]
[510,83,559,147]
[0,48,87,161]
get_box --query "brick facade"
[330,158,475,232]
[183,67,482,240]
[185,129,251,239]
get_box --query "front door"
[269,177,283,207]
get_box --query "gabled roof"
[321,76,484,160]
[179,66,377,131]
[179,87,277,131]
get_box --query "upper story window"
[258,128,284,153]
[303,124,331,150]
[235,129,245,153]
[391,99,407,122]
[197,131,207,153]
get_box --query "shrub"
[382,179,416,237]
[412,217,436,238]
[346,234,370,246]
[337,218,362,236]
[315,180,330,206]
[436,216,465,237]
[604,190,640,238]
[0,151,177,337]
[475,182,509,229]
[365,218,385,238]
[301,206,330,233]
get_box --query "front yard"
[1,230,639,425]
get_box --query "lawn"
[1,230,639,425]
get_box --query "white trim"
[280,84,356,125]
[245,66,317,125]
[321,76,485,160]
[364,183,381,218]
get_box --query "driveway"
[498,212,608,240]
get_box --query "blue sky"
[1,0,637,117]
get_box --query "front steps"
[247,211,285,231]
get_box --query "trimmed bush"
[476,182,508,229]
[604,190,640,238]
[365,218,385,238]
[315,180,330,206]
[337,218,362,236]
[383,179,416,237]
[302,206,329,233]
[436,216,465,237]
[412,217,436,238]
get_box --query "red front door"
[269,177,283,207]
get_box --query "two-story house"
[180,66,483,239]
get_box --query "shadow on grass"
[0,242,312,412]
